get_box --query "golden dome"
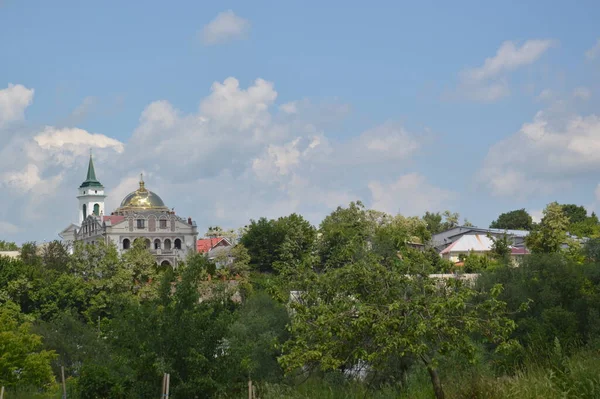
[118,175,168,210]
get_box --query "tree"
[0,301,57,390]
[489,233,511,262]
[241,214,316,273]
[226,292,289,383]
[279,256,516,399]
[560,204,588,224]
[317,202,372,270]
[490,209,533,231]
[441,210,460,230]
[0,241,18,251]
[422,212,443,235]
[525,202,570,254]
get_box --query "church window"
[137,219,145,229]
[160,219,167,229]
[123,239,131,250]
[82,204,87,220]
[95,190,97,194]
[93,203,100,216]
[154,239,161,250]
[164,239,171,250]
[145,239,151,249]
[174,239,182,250]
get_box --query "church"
[59,153,198,267]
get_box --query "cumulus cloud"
[586,38,600,60]
[480,109,600,197]
[456,40,555,102]
[0,83,34,128]
[0,77,450,242]
[369,173,455,216]
[200,10,250,45]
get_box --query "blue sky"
[1,1,600,243]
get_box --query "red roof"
[511,247,530,255]
[103,215,125,225]
[197,237,229,253]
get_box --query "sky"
[1,1,600,244]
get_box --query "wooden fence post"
[61,366,67,399]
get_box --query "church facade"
[59,154,198,267]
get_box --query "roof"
[510,247,530,255]
[197,237,231,253]
[440,234,494,254]
[79,153,103,188]
[103,215,125,225]
[435,225,530,239]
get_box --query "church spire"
[79,149,103,188]
[87,149,97,181]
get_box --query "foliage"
[560,204,588,224]
[226,292,289,381]
[0,301,56,390]
[0,240,19,251]
[242,213,316,273]
[490,209,533,231]
[279,253,517,399]
[422,210,461,235]
[525,202,571,254]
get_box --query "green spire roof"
[79,151,103,189]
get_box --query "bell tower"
[77,150,107,225]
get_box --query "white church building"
[59,154,198,267]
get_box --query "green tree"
[279,256,516,399]
[242,214,316,273]
[0,301,57,390]
[489,233,512,262]
[0,240,19,251]
[490,209,533,231]
[560,204,588,224]
[525,202,570,254]
[227,292,289,383]
[441,210,460,230]
[422,211,443,235]
[317,202,371,270]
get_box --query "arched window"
[174,239,182,250]
[145,239,151,249]
[82,204,87,220]
[161,260,171,267]
[123,238,131,250]
[164,239,171,250]
[93,203,100,216]
[154,239,161,250]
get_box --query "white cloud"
[456,40,554,102]
[585,38,600,60]
[573,87,592,101]
[0,77,450,243]
[480,109,600,197]
[369,173,455,216]
[34,126,124,155]
[0,83,34,128]
[1,163,63,195]
[200,10,250,45]
[464,40,555,82]
[536,88,554,101]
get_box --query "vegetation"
[490,209,533,231]
[1,200,600,398]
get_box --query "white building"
[59,154,198,267]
